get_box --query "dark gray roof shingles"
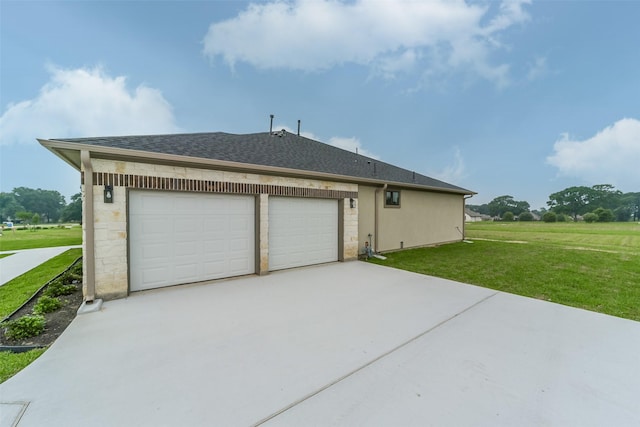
[54,132,472,193]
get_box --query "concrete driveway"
[0,246,82,286]
[1,262,639,426]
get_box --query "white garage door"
[129,191,255,292]
[269,197,338,271]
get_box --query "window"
[385,190,401,207]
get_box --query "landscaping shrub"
[519,212,534,221]
[2,315,45,340]
[502,211,515,221]
[33,295,63,315]
[542,212,557,223]
[59,270,81,285]
[583,212,598,223]
[43,279,76,297]
[70,261,83,277]
[593,207,614,222]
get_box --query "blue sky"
[1,0,639,210]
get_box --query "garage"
[268,197,338,271]
[129,191,255,292]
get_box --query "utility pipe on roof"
[80,150,96,302]
[374,183,387,253]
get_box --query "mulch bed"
[0,278,83,349]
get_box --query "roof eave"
[40,138,475,196]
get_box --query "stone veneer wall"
[83,158,359,300]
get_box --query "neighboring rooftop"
[43,131,474,194]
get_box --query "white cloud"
[546,118,640,189]
[275,124,379,159]
[0,66,179,145]
[433,147,466,184]
[203,0,530,86]
[327,136,379,159]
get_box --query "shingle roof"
[51,131,473,194]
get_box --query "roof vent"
[269,114,274,135]
[278,129,286,137]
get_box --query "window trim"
[384,189,401,208]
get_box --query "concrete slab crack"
[252,291,499,426]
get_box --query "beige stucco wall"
[342,197,359,260]
[357,186,377,255]
[83,158,358,300]
[358,185,464,253]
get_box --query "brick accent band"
[83,171,358,199]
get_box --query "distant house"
[40,131,474,301]
[465,208,490,222]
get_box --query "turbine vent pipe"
[269,114,274,135]
[297,119,301,136]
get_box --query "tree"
[467,204,490,215]
[502,211,515,221]
[547,186,593,220]
[15,211,33,227]
[590,184,622,211]
[614,206,632,222]
[61,193,82,222]
[619,192,640,221]
[593,207,614,222]
[12,187,65,223]
[583,213,598,223]
[542,212,557,223]
[488,195,530,218]
[31,213,41,230]
[0,192,24,222]
[519,212,534,221]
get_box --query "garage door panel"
[269,197,338,271]
[130,191,255,292]
[230,258,252,273]
[141,267,170,287]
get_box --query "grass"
[0,226,82,251]
[0,348,47,383]
[1,248,82,384]
[465,221,640,254]
[0,248,82,319]
[369,221,640,321]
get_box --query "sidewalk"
[0,246,82,286]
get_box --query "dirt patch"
[0,280,83,348]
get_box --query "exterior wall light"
[104,185,113,203]
[350,198,356,208]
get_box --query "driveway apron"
[1,262,639,426]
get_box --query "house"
[464,208,490,222]
[40,131,475,301]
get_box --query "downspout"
[80,150,96,302]
[463,194,474,240]
[374,184,387,252]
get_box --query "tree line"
[0,187,82,224]
[469,184,640,222]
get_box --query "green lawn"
[465,221,640,254]
[1,248,82,384]
[0,248,82,319]
[369,221,640,321]
[0,226,82,252]
[0,349,47,383]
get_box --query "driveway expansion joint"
[252,291,499,426]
